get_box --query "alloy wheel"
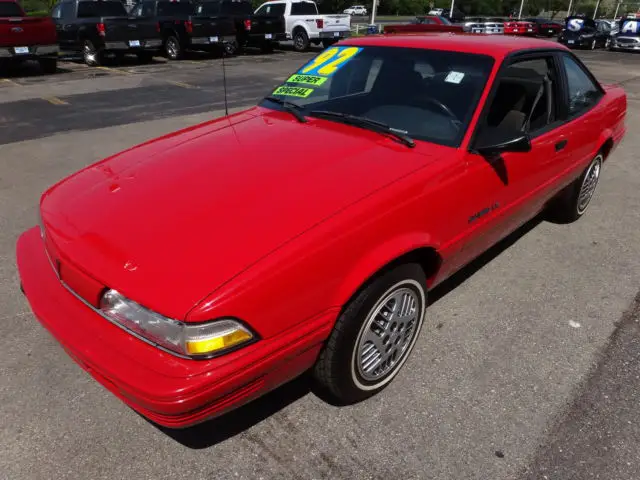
[352,282,424,386]
[577,155,602,215]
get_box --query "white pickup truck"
[255,0,351,51]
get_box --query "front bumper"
[0,44,58,59]
[610,41,640,51]
[17,227,334,428]
[103,39,162,51]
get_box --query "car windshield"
[0,2,23,16]
[157,2,194,15]
[77,0,127,17]
[260,45,494,147]
[219,0,253,14]
[437,15,451,24]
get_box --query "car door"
[447,54,569,273]
[546,51,607,194]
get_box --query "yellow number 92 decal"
[299,46,363,77]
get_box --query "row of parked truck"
[0,0,351,72]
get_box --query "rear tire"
[164,35,182,60]
[313,263,427,405]
[547,153,603,224]
[293,29,309,52]
[83,39,102,67]
[39,58,57,74]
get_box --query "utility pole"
[613,0,621,18]
[593,0,601,17]
[449,0,455,20]
[518,0,525,19]
[567,0,573,16]
[369,0,378,29]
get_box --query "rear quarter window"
[290,1,317,15]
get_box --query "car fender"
[331,232,441,308]
[596,127,613,156]
[291,19,312,35]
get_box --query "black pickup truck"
[194,0,285,53]
[50,0,162,65]
[130,0,236,59]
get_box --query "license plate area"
[14,46,29,54]
[209,36,219,42]
[265,33,273,39]
[129,40,140,47]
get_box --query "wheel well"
[341,247,443,311]
[292,26,307,37]
[600,137,614,160]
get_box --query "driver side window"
[483,57,557,135]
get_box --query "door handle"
[555,139,568,151]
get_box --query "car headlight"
[100,289,255,358]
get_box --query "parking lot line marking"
[96,66,133,76]
[167,80,196,89]
[1,78,20,87]
[44,97,69,105]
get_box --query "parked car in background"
[441,6,464,23]
[255,0,350,51]
[0,0,59,73]
[504,19,538,36]
[50,0,161,66]
[558,16,610,49]
[344,5,366,15]
[609,17,640,51]
[384,15,463,34]
[525,17,563,37]
[17,34,627,429]
[196,0,285,54]
[428,8,443,15]
[482,17,504,34]
[462,16,486,33]
[129,0,236,59]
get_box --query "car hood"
[41,107,442,319]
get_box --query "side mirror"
[473,128,532,156]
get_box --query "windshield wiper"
[263,96,307,123]
[309,110,415,148]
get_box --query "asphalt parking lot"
[1,45,640,480]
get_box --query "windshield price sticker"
[272,86,314,98]
[286,74,327,86]
[298,46,363,77]
[622,20,640,34]
[567,18,584,31]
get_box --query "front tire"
[547,153,603,224]
[313,263,427,404]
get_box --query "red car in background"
[17,33,626,428]
[383,15,463,34]
[0,0,58,73]
[525,17,563,37]
[504,19,538,35]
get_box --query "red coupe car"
[504,19,538,35]
[17,33,626,429]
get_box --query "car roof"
[343,33,569,59]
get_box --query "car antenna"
[221,43,229,117]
